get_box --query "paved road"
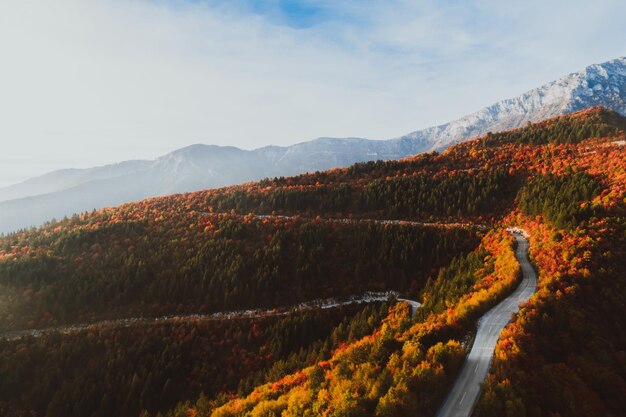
[0,291,419,341]
[204,213,489,230]
[436,232,537,417]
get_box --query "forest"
[517,171,603,230]
[476,217,626,417]
[0,216,479,331]
[0,107,625,417]
[0,302,393,417]
[183,228,522,417]
[483,106,625,145]
[182,168,515,220]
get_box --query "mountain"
[1,56,625,233]
[0,139,431,233]
[0,160,153,202]
[1,108,624,417]
[399,56,626,150]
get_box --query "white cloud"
[0,0,624,187]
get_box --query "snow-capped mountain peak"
[1,56,625,233]
[399,56,626,150]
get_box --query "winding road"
[436,232,537,417]
[210,213,488,230]
[0,291,419,342]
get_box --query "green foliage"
[517,172,602,230]
[360,169,513,218]
[0,107,624,417]
[237,302,391,396]
[203,229,523,417]
[0,303,390,417]
[484,108,624,146]
[421,246,491,313]
[198,169,515,220]
[0,218,478,331]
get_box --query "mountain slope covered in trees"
[1,57,625,234]
[0,107,625,417]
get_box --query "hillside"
[0,107,625,417]
[1,57,625,234]
[400,56,626,150]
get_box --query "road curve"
[0,291,420,342]
[204,213,489,231]
[436,232,537,417]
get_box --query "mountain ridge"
[1,56,625,233]
[1,107,624,417]
[398,56,626,150]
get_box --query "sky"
[0,0,625,187]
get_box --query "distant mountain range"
[1,56,625,234]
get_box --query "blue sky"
[0,0,625,187]
[246,0,333,28]
[182,0,349,28]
